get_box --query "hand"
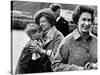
[29,40,38,52]
[34,45,46,54]
[28,45,36,52]
[91,63,97,69]
[84,62,97,70]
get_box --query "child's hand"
[91,63,97,69]
[29,40,38,52]
[28,45,36,52]
[84,62,97,70]
[34,45,46,54]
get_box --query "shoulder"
[54,29,64,39]
[61,32,73,45]
[90,33,97,42]
[64,32,73,41]
[58,33,73,53]
[91,33,97,38]
[23,40,31,50]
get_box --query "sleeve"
[51,38,82,72]
[15,42,33,74]
[39,33,64,72]
[51,41,70,71]
[49,32,64,62]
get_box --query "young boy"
[15,23,44,74]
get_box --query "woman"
[52,5,97,71]
[31,8,64,72]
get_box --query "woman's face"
[78,12,92,34]
[39,16,51,32]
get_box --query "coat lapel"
[44,36,52,45]
[44,26,57,45]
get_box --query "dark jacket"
[15,41,42,74]
[56,17,69,37]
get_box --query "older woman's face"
[78,12,92,34]
[39,16,51,32]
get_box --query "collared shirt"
[52,29,97,71]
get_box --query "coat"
[40,26,64,72]
[56,17,69,37]
[15,26,64,74]
[15,40,42,74]
[52,29,97,71]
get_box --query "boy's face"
[31,29,42,40]
[26,23,42,40]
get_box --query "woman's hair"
[72,5,94,25]
[50,3,62,12]
[34,8,56,26]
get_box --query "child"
[25,23,43,60]
[15,23,44,74]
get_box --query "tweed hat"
[34,8,56,26]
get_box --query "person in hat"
[50,3,69,36]
[32,8,64,72]
[51,5,97,71]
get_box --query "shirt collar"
[56,16,61,22]
[73,29,81,40]
[73,29,92,40]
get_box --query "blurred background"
[11,0,97,74]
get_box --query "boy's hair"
[25,23,41,39]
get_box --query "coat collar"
[43,26,57,45]
[73,29,93,41]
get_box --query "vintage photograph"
[11,0,98,74]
